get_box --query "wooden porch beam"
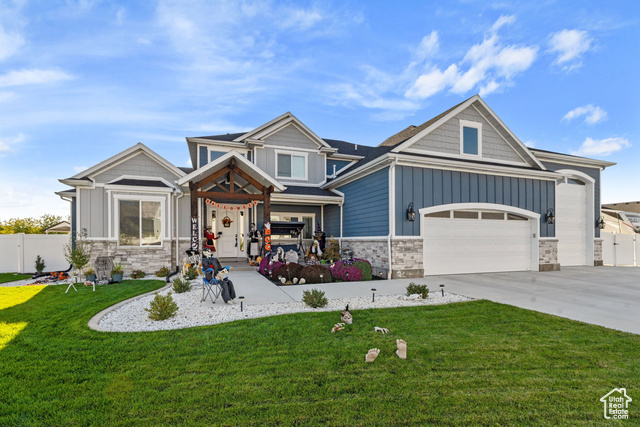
[193,166,230,190]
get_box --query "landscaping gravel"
[96,285,473,332]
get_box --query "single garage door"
[556,180,587,266]
[422,209,534,276]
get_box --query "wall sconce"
[371,288,377,303]
[596,216,605,230]
[240,211,244,217]
[406,202,416,222]
[545,208,555,225]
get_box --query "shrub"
[322,237,340,262]
[406,282,429,299]
[145,292,179,321]
[299,265,332,284]
[64,228,92,272]
[330,265,362,282]
[185,266,198,280]
[155,266,171,277]
[172,277,191,294]
[267,261,285,278]
[302,288,328,308]
[131,269,146,279]
[352,258,372,281]
[272,263,303,283]
[34,255,46,274]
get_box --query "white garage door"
[422,210,533,276]
[556,181,587,266]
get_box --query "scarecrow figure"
[306,238,323,260]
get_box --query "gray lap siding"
[395,165,555,237]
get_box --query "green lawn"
[0,280,638,426]
[0,273,31,284]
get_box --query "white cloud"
[563,104,608,125]
[524,140,535,148]
[0,23,24,61]
[573,137,631,156]
[413,31,439,64]
[0,69,74,87]
[548,29,593,71]
[0,133,25,153]
[407,16,538,100]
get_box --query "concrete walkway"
[230,266,640,335]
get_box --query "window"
[453,211,479,219]
[425,211,450,218]
[276,152,307,179]
[459,120,482,156]
[119,200,162,246]
[270,213,314,239]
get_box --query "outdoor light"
[597,216,606,230]
[406,202,416,222]
[319,274,324,282]
[240,211,244,216]
[545,208,555,225]
[371,288,377,303]
[440,284,445,297]
[239,296,245,312]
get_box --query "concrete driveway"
[412,266,640,335]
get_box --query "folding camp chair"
[201,266,231,304]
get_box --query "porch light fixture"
[545,208,555,225]
[597,216,606,230]
[406,202,416,222]
[371,288,377,303]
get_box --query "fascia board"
[271,194,343,204]
[531,150,617,169]
[392,153,561,180]
[328,153,365,161]
[188,137,247,148]
[233,112,292,141]
[322,155,394,189]
[59,178,93,187]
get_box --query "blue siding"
[542,161,602,238]
[199,146,208,168]
[327,159,351,176]
[395,165,556,237]
[338,167,389,237]
[324,204,341,238]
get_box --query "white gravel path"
[96,285,473,332]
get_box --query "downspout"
[388,159,397,279]
[174,188,185,268]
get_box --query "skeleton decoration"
[374,326,389,334]
[341,304,353,324]
[331,323,345,333]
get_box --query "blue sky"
[0,0,638,220]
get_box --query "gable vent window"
[277,152,307,180]
[460,120,482,156]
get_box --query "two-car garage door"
[422,209,534,276]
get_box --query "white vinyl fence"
[602,232,640,267]
[0,233,70,273]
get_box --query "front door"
[216,210,239,258]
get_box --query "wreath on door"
[222,216,233,228]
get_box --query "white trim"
[531,149,616,169]
[340,236,389,241]
[391,236,424,240]
[471,104,530,165]
[275,149,308,181]
[555,169,595,266]
[323,155,395,189]
[208,146,249,161]
[389,161,396,238]
[264,144,322,154]
[271,194,343,205]
[459,119,482,157]
[114,194,167,248]
[72,142,185,180]
[236,113,333,150]
[321,205,324,230]
[419,202,540,273]
[402,148,529,167]
[328,153,365,161]
[105,185,174,194]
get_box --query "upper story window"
[459,120,482,156]
[276,150,307,180]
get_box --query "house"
[56,95,615,277]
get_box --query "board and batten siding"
[78,187,108,238]
[541,161,601,238]
[395,165,555,237]
[323,204,341,237]
[337,167,389,237]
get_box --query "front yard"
[0,280,638,425]
[0,273,31,284]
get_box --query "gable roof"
[390,95,545,170]
[530,148,616,169]
[64,142,185,183]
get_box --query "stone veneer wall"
[538,239,560,271]
[391,238,424,278]
[594,239,603,266]
[340,239,389,270]
[88,240,190,275]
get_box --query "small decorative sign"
[190,217,199,250]
[264,220,271,251]
[205,199,259,210]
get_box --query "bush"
[322,238,340,262]
[302,288,328,308]
[352,258,372,281]
[267,261,285,278]
[155,266,171,277]
[185,266,198,280]
[330,265,361,282]
[299,265,332,284]
[34,255,46,274]
[131,269,146,279]
[172,277,191,293]
[145,292,179,321]
[258,254,272,276]
[406,282,429,299]
[272,263,303,283]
